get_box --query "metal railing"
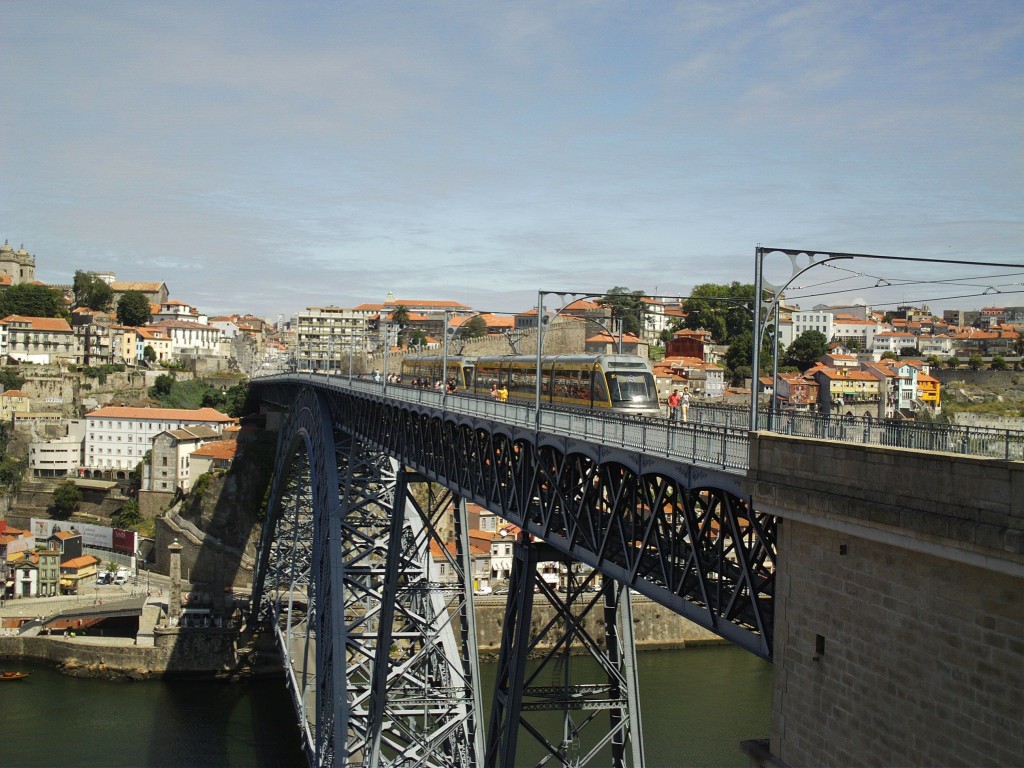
[257,372,1024,465]
[259,372,750,472]
[690,402,1024,461]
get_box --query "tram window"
[606,372,655,402]
[592,369,609,406]
[552,367,588,402]
[475,362,502,394]
[511,369,537,396]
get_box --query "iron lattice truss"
[252,388,483,767]
[487,542,644,768]
[254,381,775,659]
[333,390,774,658]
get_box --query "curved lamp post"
[534,291,635,428]
[442,309,518,408]
[751,247,1024,431]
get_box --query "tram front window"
[605,372,656,404]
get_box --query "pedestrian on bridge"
[667,389,681,422]
[681,388,691,421]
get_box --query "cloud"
[1,1,1021,320]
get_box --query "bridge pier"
[486,537,644,767]
[252,388,483,767]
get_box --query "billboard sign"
[30,518,136,553]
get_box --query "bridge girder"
[308,387,775,659]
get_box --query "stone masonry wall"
[0,631,238,678]
[773,519,1023,766]
[472,595,721,656]
[748,433,1024,767]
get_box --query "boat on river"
[0,671,30,680]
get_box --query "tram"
[400,355,475,388]
[471,354,661,416]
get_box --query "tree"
[0,455,26,493]
[223,382,250,417]
[149,373,175,399]
[117,290,151,326]
[0,283,70,319]
[73,271,114,311]
[900,346,921,357]
[112,498,143,529]
[52,480,81,518]
[681,282,755,345]
[783,330,829,371]
[407,329,428,349]
[0,367,24,391]
[991,355,1008,371]
[968,354,983,371]
[460,315,488,340]
[947,356,961,369]
[881,351,899,361]
[600,287,647,337]
[143,345,157,364]
[725,332,752,380]
[389,305,410,347]
[926,355,943,369]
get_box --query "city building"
[149,425,225,493]
[294,306,375,372]
[71,309,115,366]
[83,405,235,478]
[108,279,169,307]
[0,522,35,599]
[0,315,76,364]
[0,388,30,422]
[145,319,221,356]
[28,419,86,478]
[59,554,99,595]
[135,326,174,364]
[152,300,206,325]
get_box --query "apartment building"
[83,405,234,477]
[295,306,375,372]
[71,309,115,366]
[0,315,76,364]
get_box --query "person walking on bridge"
[667,389,681,422]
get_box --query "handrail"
[253,372,1024,464]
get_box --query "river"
[2,646,770,767]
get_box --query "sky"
[2,1,1022,322]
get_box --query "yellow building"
[916,372,941,410]
[0,389,30,422]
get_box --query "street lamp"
[750,247,1024,431]
[534,291,617,427]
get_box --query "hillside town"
[0,237,1022,604]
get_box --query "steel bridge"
[249,373,775,767]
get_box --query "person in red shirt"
[667,389,681,422]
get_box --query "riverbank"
[0,590,725,680]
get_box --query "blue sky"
[2,2,1022,320]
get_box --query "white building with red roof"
[84,405,235,477]
[0,315,75,364]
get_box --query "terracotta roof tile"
[87,406,234,423]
